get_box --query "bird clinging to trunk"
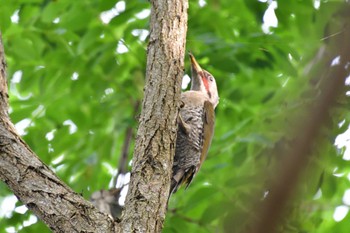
[170,53,219,196]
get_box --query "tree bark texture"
[0,0,188,232]
[0,34,117,232]
[120,0,188,232]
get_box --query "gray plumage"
[170,92,215,194]
[169,53,218,197]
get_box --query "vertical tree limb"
[114,100,140,186]
[245,7,350,233]
[0,32,8,117]
[91,101,140,220]
[120,0,188,232]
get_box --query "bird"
[170,53,219,196]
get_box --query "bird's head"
[189,53,219,108]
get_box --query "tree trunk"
[0,0,188,232]
[120,0,188,232]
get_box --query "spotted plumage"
[170,53,219,195]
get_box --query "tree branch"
[120,0,188,232]
[91,101,140,220]
[0,32,118,233]
[0,32,8,118]
[113,100,140,187]
[245,6,350,233]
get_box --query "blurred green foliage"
[1,0,350,232]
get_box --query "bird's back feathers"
[170,92,215,194]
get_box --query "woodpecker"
[170,53,219,195]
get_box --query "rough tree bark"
[0,0,188,232]
[0,32,117,233]
[120,0,188,232]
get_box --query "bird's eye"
[209,76,213,82]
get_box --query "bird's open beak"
[189,53,203,73]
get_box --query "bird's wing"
[199,100,215,169]
[171,99,215,194]
[184,100,215,189]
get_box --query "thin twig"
[112,100,140,188]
